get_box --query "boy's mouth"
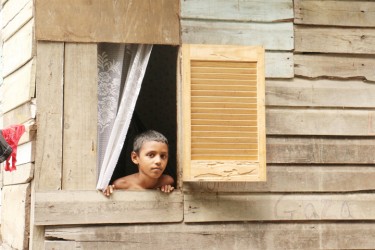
[151,167,162,172]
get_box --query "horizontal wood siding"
[181,0,294,78]
[45,223,375,249]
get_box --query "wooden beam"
[181,0,293,22]
[266,78,375,108]
[35,0,180,44]
[34,190,183,225]
[184,193,375,222]
[45,222,375,249]
[295,25,375,54]
[265,52,293,78]
[294,54,375,82]
[267,109,375,136]
[267,137,375,164]
[181,20,294,51]
[2,18,34,77]
[62,43,97,190]
[45,241,76,249]
[1,58,35,113]
[34,42,64,191]
[1,0,33,41]
[295,0,375,27]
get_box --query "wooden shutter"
[179,44,266,182]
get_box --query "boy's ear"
[131,151,139,165]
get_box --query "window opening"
[97,44,178,190]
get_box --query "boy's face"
[131,141,169,179]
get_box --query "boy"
[103,130,174,196]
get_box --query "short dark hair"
[133,130,168,153]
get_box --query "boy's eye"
[161,154,168,160]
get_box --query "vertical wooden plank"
[63,43,97,190]
[35,42,64,191]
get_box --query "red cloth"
[1,125,25,171]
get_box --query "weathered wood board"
[265,52,293,78]
[35,0,180,44]
[295,25,375,54]
[1,59,35,113]
[294,54,375,82]
[267,109,375,136]
[3,162,34,186]
[266,78,375,108]
[295,0,375,27]
[181,0,293,22]
[16,141,35,166]
[267,137,375,164]
[34,190,183,225]
[2,18,34,77]
[184,165,375,193]
[45,241,76,249]
[1,99,35,127]
[1,183,31,250]
[181,20,293,51]
[184,193,375,222]
[34,42,63,191]
[1,0,33,41]
[45,223,375,249]
[18,120,36,145]
[62,43,97,190]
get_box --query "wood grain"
[35,0,180,44]
[295,0,375,27]
[62,43,97,190]
[34,42,64,191]
[34,190,183,225]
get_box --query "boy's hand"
[160,184,174,193]
[103,184,115,197]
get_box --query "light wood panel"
[3,163,34,186]
[181,20,293,51]
[267,137,375,164]
[265,52,293,78]
[1,0,33,41]
[181,0,293,22]
[1,99,35,127]
[294,54,375,82]
[16,141,35,166]
[35,42,64,191]
[267,109,375,136]
[185,193,375,222]
[45,223,375,249]
[266,78,375,108]
[184,165,375,193]
[295,25,375,54]
[34,190,183,225]
[45,241,76,249]
[295,0,375,27]
[1,183,31,250]
[1,58,35,113]
[62,43,97,190]
[2,18,34,77]
[35,0,179,44]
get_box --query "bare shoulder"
[113,174,137,190]
[158,174,174,187]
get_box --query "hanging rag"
[1,124,25,171]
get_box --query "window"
[179,44,266,182]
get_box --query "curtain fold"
[96,44,153,190]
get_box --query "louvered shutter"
[179,44,266,182]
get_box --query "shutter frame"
[180,44,266,182]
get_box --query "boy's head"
[133,130,169,154]
[131,130,169,179]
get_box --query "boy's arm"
[158,174,175,193]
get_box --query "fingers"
[103,184,115,197]
[160,185,174,193]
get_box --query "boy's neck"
[136,173,160,189]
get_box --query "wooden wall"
[0,0,35,249]
[2,0,375,249]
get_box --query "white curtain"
[96,43,153,190]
